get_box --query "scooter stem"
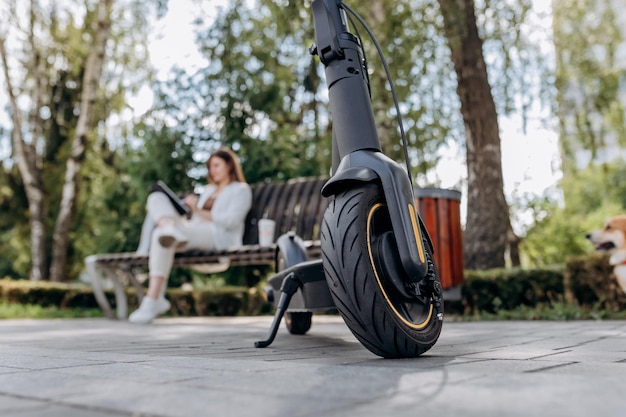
[311,0,381,163]
[311,0,431,283]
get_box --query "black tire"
[321,182,443,358]
[285,312,313,335]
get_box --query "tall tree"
[437,0,511,269]
[49,0,112,282]
[1,12,49,281]
[0,0,164,281]
[1,1,114,281]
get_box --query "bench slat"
[303,179,327,240]
[242,182,273,245]
[267,182,289,237]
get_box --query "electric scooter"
[255,0,444,358]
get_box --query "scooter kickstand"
[255,273,301,348]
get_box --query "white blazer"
[195,181,252,250]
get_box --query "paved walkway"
[0,316,625,417]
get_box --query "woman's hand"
[184,194,199,212]
[184,194,212,221]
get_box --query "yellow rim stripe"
[367,203,432,330]
[408,204,426,263]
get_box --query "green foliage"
[159,0,553,185]
[3,0,611,283]
[0,278,102,309]
[561,161,626,211]
[521,211,595,266]
[565,252,626,311]
[0,301,103,319]
[191,265,273,289]
[463,301,626,321]
[0,0,165,281]
[147,0,329,184]
[553,0,626,173]
[0,166,30,278]
[187,287,264,317]
[457,252,626,319]
[6,254,626,320]
[0,278,270,318]
[74,122,198,267]
[462,266,565,314]
[521,161,626,267]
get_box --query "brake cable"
[340,2,414,188]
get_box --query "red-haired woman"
[130,148,252,324]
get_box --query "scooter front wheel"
[321,183,443,358]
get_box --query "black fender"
[266,232,333,311]
[274,232,308,271]
[321,149,433,283]
[265,232,308,306]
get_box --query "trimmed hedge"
[454,253,626,315]
[2,252,626,318]
[155,287,272,317]
[0,279,100,309]
[0,279,271,317]
[564,252,626,311]
[459,266,564,314]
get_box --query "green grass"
[455,302,626,321]
[0,301,104,319]
[2,299,625,321]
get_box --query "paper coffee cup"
[258,219,276,247]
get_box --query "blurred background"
[0,0,624,287]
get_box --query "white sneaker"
[128,297,171,324]
[157,225,188,248]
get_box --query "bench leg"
[102,267,129,320]
[122,269,145,302]
[85,257,115,319]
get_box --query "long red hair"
[206,148,246,184]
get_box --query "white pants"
[146,192,216,278]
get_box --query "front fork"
[311,0,432,286]
[322,150,433,287]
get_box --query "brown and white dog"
[586,215,626,294]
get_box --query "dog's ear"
[608,216,626,232]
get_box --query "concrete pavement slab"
[0,317,624,417]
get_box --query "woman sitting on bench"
[129,147,252,324]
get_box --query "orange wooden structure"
[414,188,464,290]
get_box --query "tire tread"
[321,184,442,358]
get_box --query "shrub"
[564,252,626,311]
[461,266,564,315]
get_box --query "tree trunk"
[0,35,48,281]
[49,0,112,282]
[437,0,511,270]
[507,223,521,267]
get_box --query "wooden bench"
[85,177,329,319]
